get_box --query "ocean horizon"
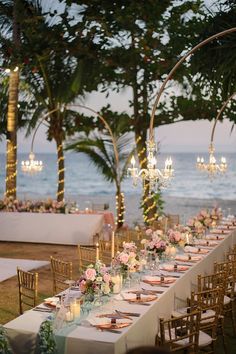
[0,152,235,201]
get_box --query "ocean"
[0,152,235,202]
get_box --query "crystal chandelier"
[196,92,236,178]
[128,139,174,192]
[196,143,227,177]
[21,152,43,173]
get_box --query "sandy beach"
[75,194,236,226]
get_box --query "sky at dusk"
[0,0,235,155]
[0,89,235,154]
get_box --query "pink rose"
[103,273,111,283]
[79,279,87,292]
[119,253,129,264]
[145,229,153,236]
[85,268,96,281]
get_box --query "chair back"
[92,203,108,211]
[78,244,97,274]
[50,256,73,295]
[17,267,38,314]
[214,260,236,300]
[158,310,200,352]
[190,288,222,339]
[167,214,180,228]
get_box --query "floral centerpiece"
[210,207,222,223]
[143,229,167,255]
[77,260,113,297]
[0,197,68,214]
[167,225,193,247]
[114,241,139,272]
[187,216,205,236]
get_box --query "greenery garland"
[38,320,57,354]
[0,325,12,354]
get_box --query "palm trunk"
[141,78,158,225]
[6,0,20,199]
[56,139,65,202]
[115,184,125,229]
[5,70,19,198]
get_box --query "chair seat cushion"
[172,307,215,324]
[198,331,213,347]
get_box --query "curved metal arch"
[30,104,120,176]
[210,92,236,143]
[149,27,236,140]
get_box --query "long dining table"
[4,226,236,354]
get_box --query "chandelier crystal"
[21,152,43,173]
[128,139,174,192]
[196,143,227,177]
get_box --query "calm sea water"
[0,152,235,200]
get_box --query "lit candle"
[96,243,99,261]
[186,233,189,245]
[71,299,80,318]
[111,231,115,258]
[170,246,176,256]
[65,310,73,322]
[111,274,122,294]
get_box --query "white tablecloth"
[5,229,236,354]
[0,213,104,245]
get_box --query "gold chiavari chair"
[156,310,200,353]
[197,272,227,352]
[17,267,38,314]
[50,256,73,295]
[152,217,168,232]
[167,214,180,229]
[190,288,222,354]
[77,244,97,274]
[214,259,236,334]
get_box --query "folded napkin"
[184,246,209,254]
[175,254,201,262]
[193,240,217,247]
[206,234,224,241]
[142,275,176,284]
[210,229,230,234]
[44,297,60,307]
[87,315,132,327]
[218,225,235,230]
[160,264,189,272]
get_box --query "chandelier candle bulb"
[96,243,99,261]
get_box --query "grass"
[0,241,80,324]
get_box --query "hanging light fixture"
[128,28,236,191]
[128,140,174,191]
[196,92,235,177]
[21,152,43,173]
[196,143,227,177]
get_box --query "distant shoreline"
[3,193,235,227]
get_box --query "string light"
[56,144,65,201]
[134,136,159,225]
[5,143,17,197]
[115,193,125,226]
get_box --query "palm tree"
[67,130,133,229]
[0,0,21,198]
